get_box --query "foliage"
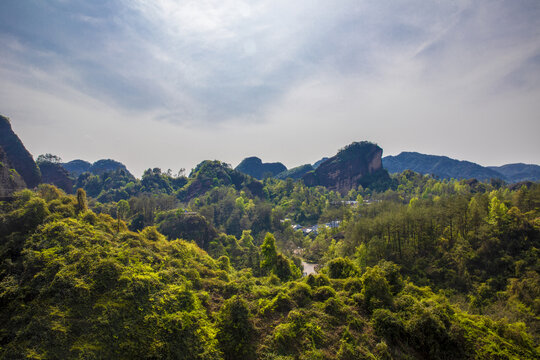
[1,172,539,359]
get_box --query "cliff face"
[38,161,74,194]
[0,146,26,199]
[303,141,389,193]
[235,157,287,180]
[0,115,41,187]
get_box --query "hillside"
[0,185,538,359]
[383,152,505,181]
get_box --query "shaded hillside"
[0,115,41,187]
[62,159,91,178]
[0,146,26,199]
[489,163,540,183]
[179,160,263,201]
[303,141,390,193]
[235,157,287,179]
[275,164,314,180]
[383,152,504,181]
[38,161,74,194]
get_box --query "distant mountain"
[0,115,41,187]
[303,141,391,193]
[235,157,287,180]
[62,159,91,178]
[0,146,26,199]
[488,163,540,183]
[383,152,504,181]
[89,159,131,176]
[61,158,133,179]
[275,164,314,180]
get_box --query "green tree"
[216,296,255,360]
[76,188,88,213]
[260,232,278,274]
[116,199,130,232]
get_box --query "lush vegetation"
[1,162,539,359]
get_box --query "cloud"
[0,0,539,173]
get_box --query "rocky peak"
[302,141,389,193]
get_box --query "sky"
[1,0,539,177]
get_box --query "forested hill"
[383,152,506,181]
[1,182,539,359]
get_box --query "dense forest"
[1,153,539,359]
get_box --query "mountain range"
[382,152,540,183]
[1,113,539,200]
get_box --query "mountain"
[275,164,314,180]
[178,160,264,201]
[235,157,287,180]
[302,141,390,193]
[0,115,41,187]
[62,159,92,178]
[38,161,74,193]
[488,163,540,183]
[89,159,132,176]
[0,146,26,199]
[383,152,504,181]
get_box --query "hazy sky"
[1,0,539,177]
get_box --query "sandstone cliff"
[302,141,390,193]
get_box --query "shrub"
[313,286,336,301]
